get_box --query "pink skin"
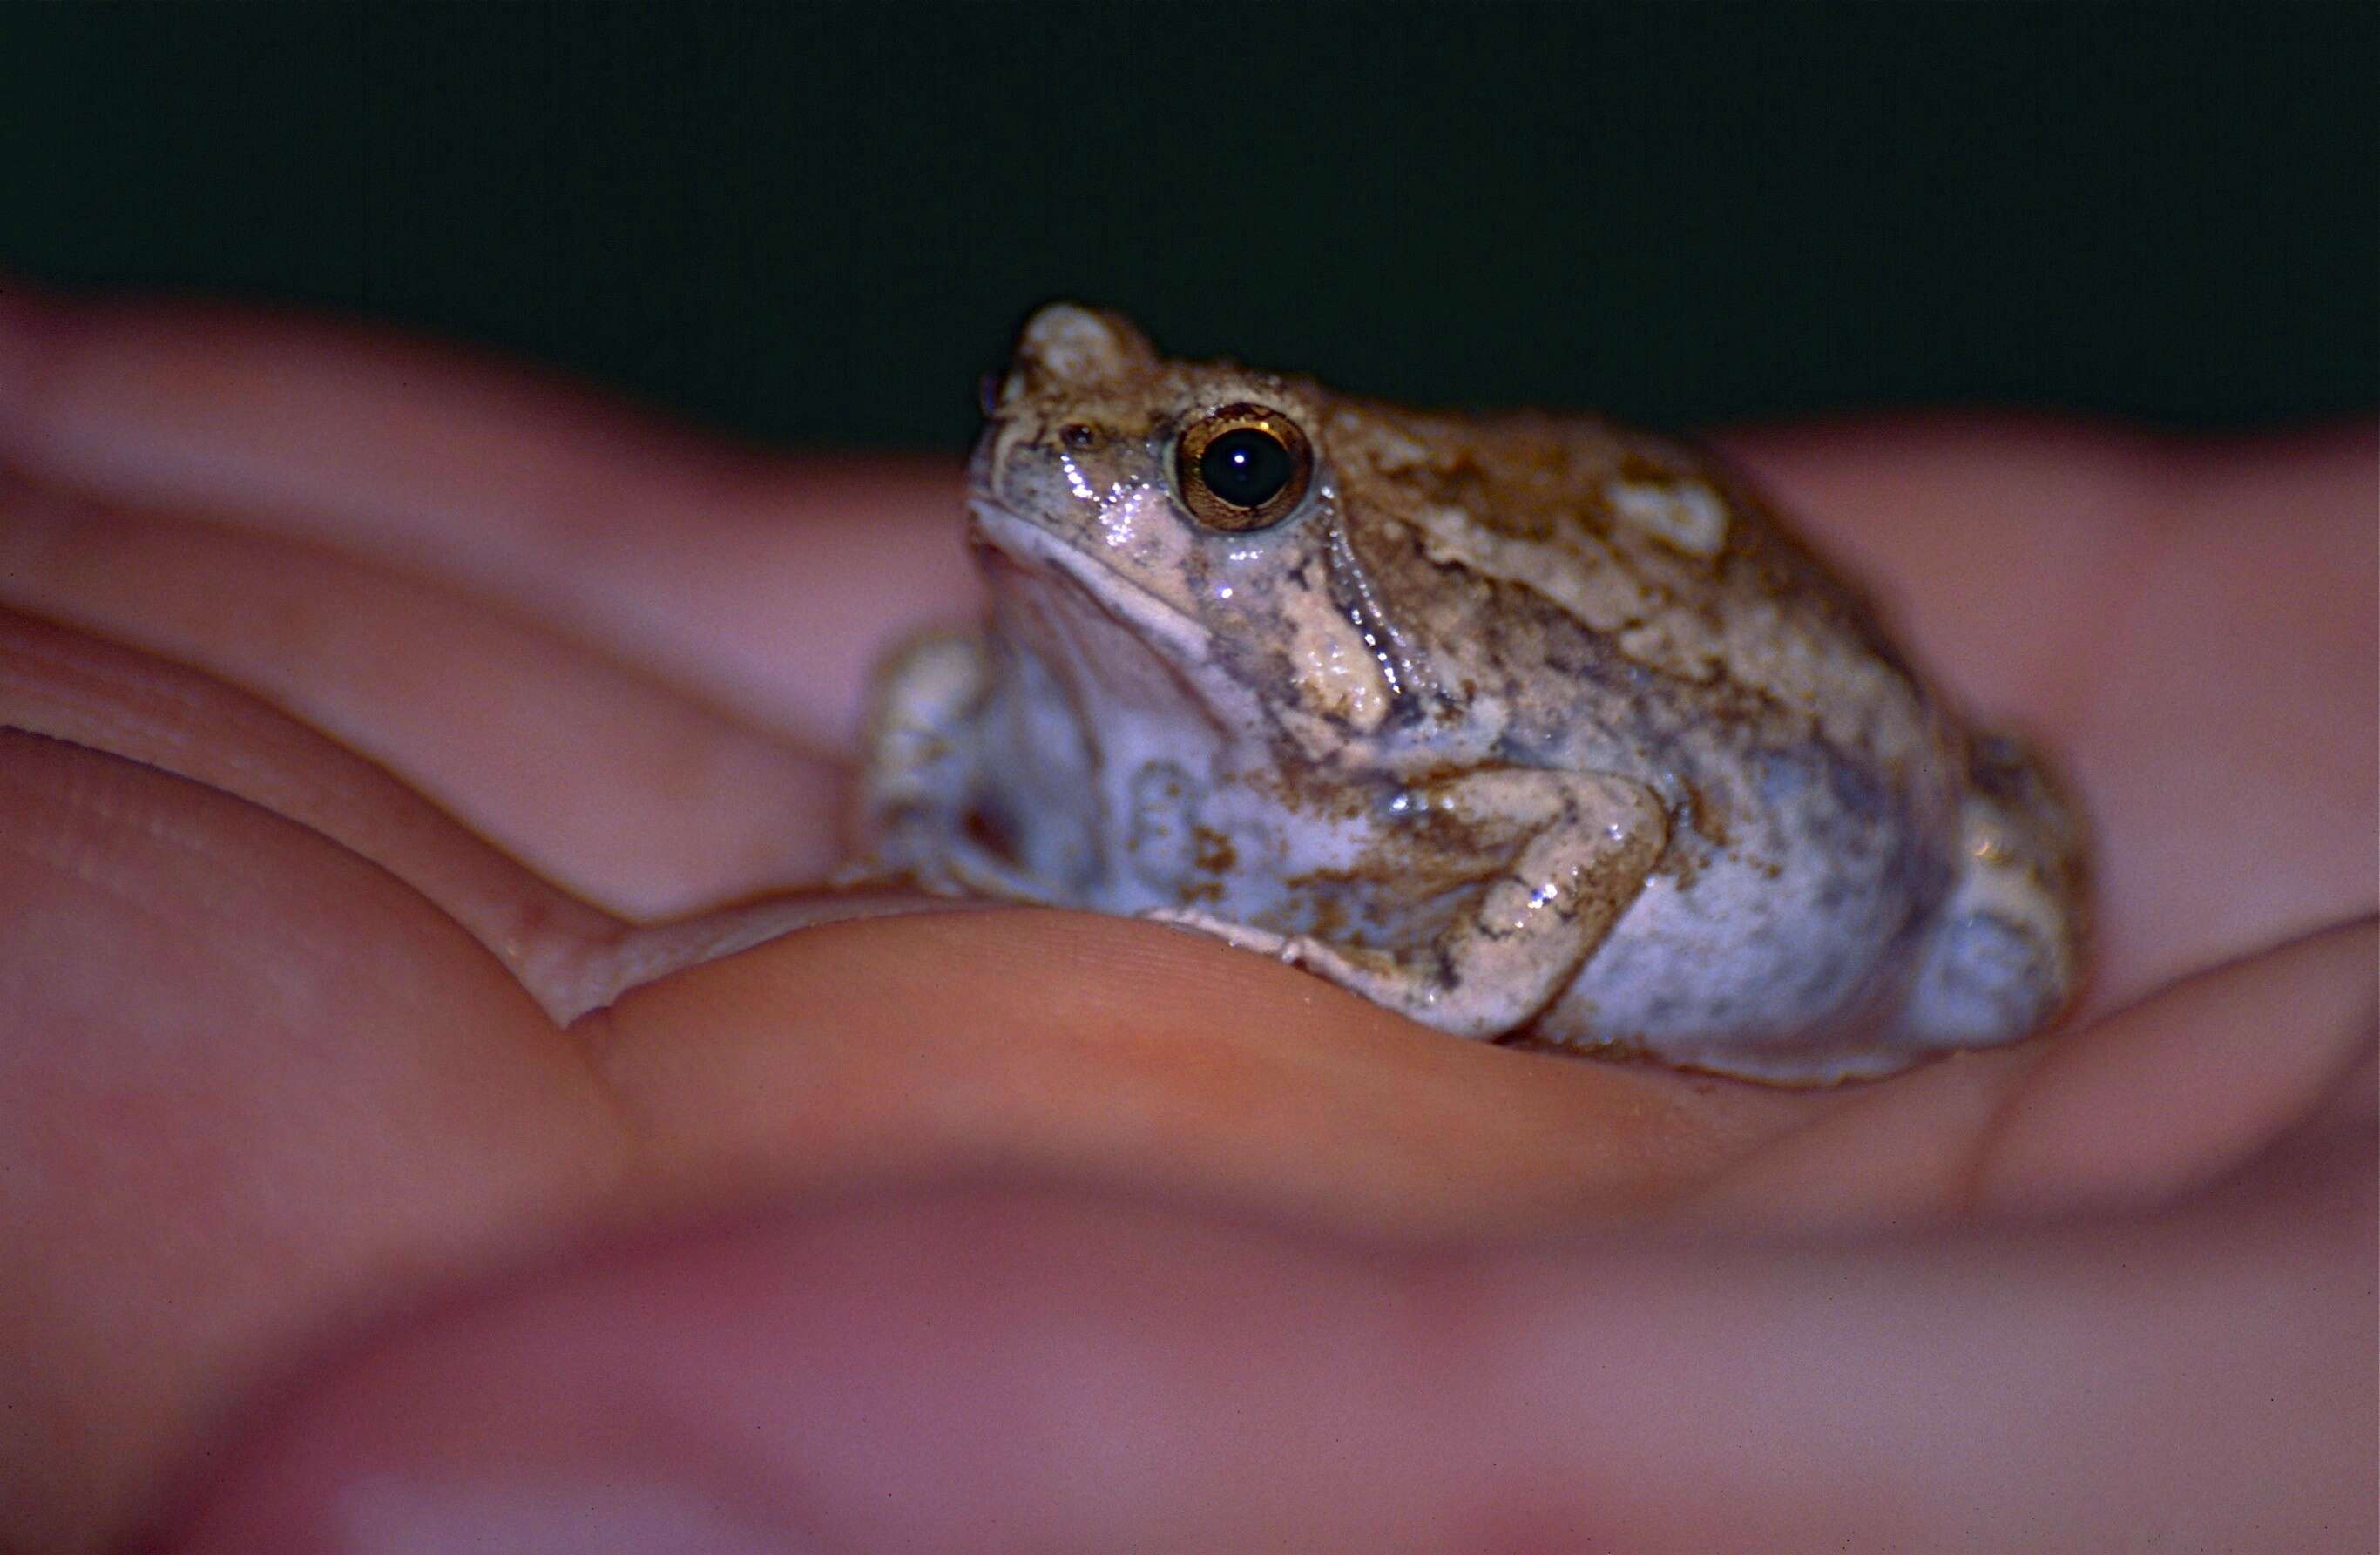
[0,279,2370,1552]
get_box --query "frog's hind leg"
[1896,733,2089,1050]
[1151,769,1667,1039]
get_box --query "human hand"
[1,283,2370,1551]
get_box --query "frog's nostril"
[1060,423,1098,450]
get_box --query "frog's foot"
[1897,733,2088,1048]
[1153,770,1666,1038]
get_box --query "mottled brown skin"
[856,305,2085,1081]
[1308,399,1999,1073]
[1335,403,1934,735]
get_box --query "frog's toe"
[1900,908,2064,1046]
[1142,907,1561,1038]
[1897,734,2087,1049]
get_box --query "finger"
[1969,916,2377,1212]
[0,607,1010,1021]
[1727,417,2378,1007]
[0,733,626,1553]
[150,1126,2377,1553]
[0,610,639,1011]
[1718,416,2370,718]
[0,282,971,754]
[2048,427,2376,1003]
[0,477,845,916]
[585,905,1836,1235]
[1681,917,2378,1228]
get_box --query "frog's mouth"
[966,498,1263,733]
[967,499,1208,658]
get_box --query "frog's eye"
[1174,404,1313,531]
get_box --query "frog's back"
[1325,399,1960,802]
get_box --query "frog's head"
[970,303,1435,759]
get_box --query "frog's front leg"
[846,630,1049,901]
[1155,769,1667,1038]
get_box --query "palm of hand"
[1,289,2371,1551]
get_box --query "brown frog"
[852,305,2086,1082]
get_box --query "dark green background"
[3,3,2373,448]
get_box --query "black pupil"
[1200,427,1293,509]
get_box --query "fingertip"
[0,267,46,316]
[0,277,102,465]
[0,274,48,416]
